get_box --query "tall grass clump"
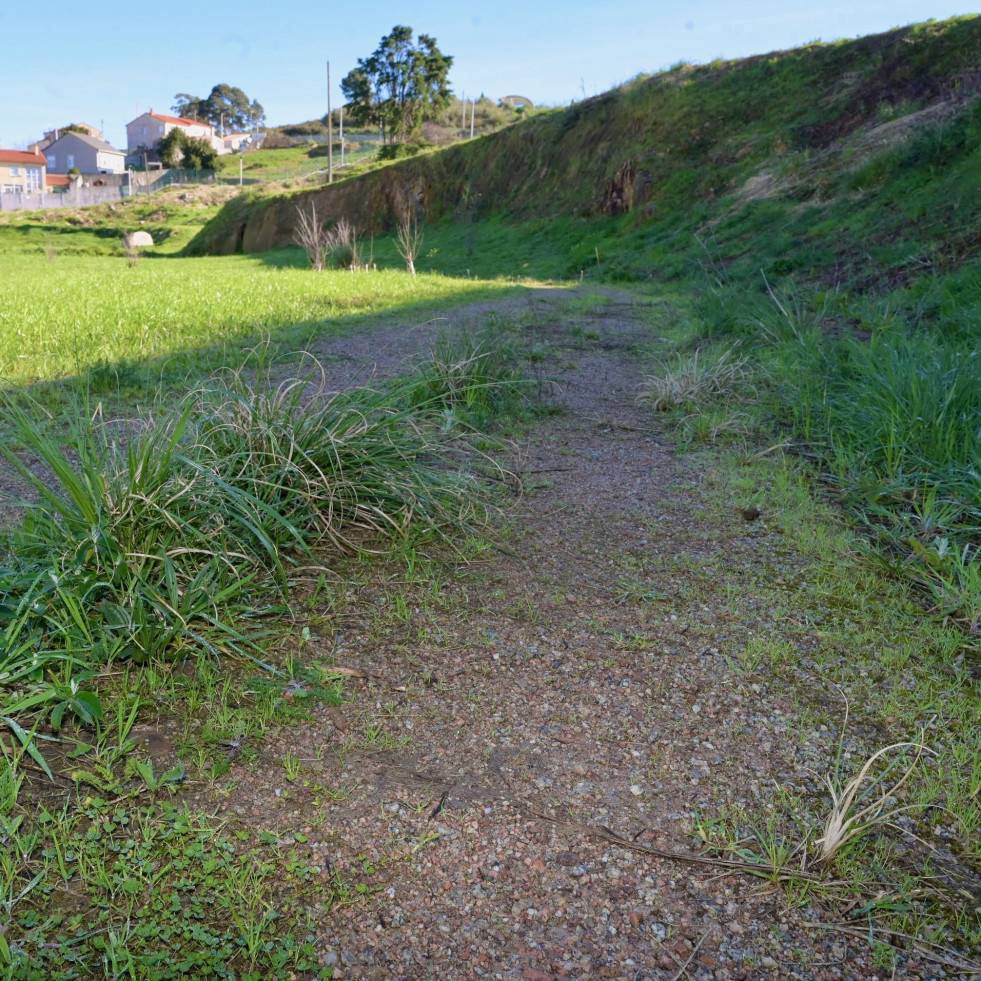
[638,347,753,412]
[194,360,485,550]
[0,358,487,738]
[722,284,981,628]
[821,333,981,495]
[406,328,530,428]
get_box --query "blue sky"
[1,1,974,150]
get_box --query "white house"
[125,110,224,155]
[222,132,265,153]
[45,132,126,174]
[0,150,46,195]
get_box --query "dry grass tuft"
[638,348,752,412]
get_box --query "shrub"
[377,142,427,161]
[325,217,370,270]
[157,128,218,169]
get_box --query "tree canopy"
[172,85,264,133]
[341,26,453,143]
[157,129,218,169]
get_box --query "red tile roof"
[148,110,213,132]
[0,150,46,166]
[46,174,71,187]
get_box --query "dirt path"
[188,288,942,980]
[3,287,954,979]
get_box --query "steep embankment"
[190,16,981,289]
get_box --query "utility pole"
[327,61,333,183]
[470,99,475,139]
[340,106,344,167]
[461,94,466,135]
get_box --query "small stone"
[628,911,644,927]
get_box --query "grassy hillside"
[185,14,981,652]
[190,17,981,289]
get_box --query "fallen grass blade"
[811,739,932,868]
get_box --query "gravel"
[8,286,966,980]
[211,288,960,979]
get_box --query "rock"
[123,231,154,248]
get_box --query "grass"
[637,347,753,412]
[0,189,235,258]
[405,325,532,428]
[214,143,378,184]
[0,353,492,735]
[680,447,981,955]
[0,787,336,979]
[0,251,517,386]
[0,319,535,978]
[637,261,981,642]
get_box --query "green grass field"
[0,251,516,386]
[214,143,378,184]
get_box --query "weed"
[395,211,424,277]
[406,326,530,428]
[811,698,932,868]
[638,347,753,412]
[292,200,329,271]
[1,798,333,979]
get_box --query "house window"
[25,168,41,192]
[9,167,19,176]
[67,155,75,170]
[48,155,56,168]
[157,125,164,133]
[141,126,147,137]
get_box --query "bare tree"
[293,202,328,271]
[394,212,424,277]
[294,203,374,272]
[325,218,371,271]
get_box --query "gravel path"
[3,286,961,979]
[198,288,953,980]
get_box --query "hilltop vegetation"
[192,15,981,292]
